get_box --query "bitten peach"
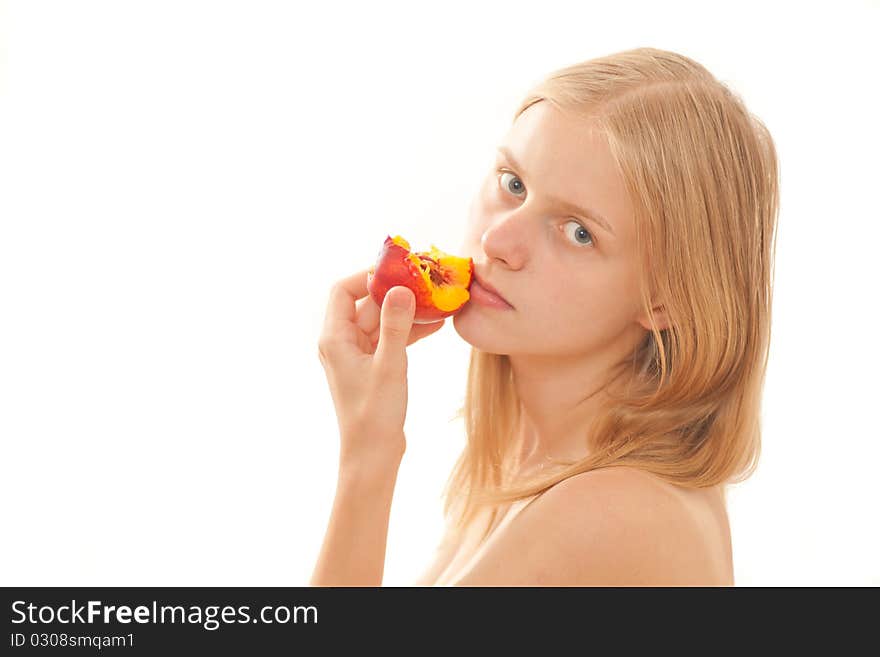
[367,235,474,324]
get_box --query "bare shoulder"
[528,467,701,566]
[450,467,728,586]
[540,466,684,517]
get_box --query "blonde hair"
[441,47,780,540]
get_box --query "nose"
[479,211,530,271]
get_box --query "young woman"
[311,47,779,586]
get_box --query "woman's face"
[453,101,650,359]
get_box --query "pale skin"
[312,101,733,587]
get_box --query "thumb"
[374,286,415,370]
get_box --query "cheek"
[540,275,575,310]
[535,266,635,328]
[471,178,500,223]
[461,197,482,248]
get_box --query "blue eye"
[499,171,525,196]
[563,220,594,247]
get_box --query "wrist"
[339,430,405,472]
[338,446,403,489]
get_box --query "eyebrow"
[496,146,615,237]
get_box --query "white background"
[1,0,878,586]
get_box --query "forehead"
[499,102,633,240]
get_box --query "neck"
[508,351,632,476]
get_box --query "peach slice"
[367,235,474,324]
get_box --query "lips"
[472,271,513,308]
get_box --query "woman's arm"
[310,452,402,587]
[312,269,444,586]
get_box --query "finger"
[373,286,415,372]
[406,318,445,345]
[324,267,372,325]
[356,293,381,336]
[368,315,445,349]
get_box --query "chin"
[452,303,514,355]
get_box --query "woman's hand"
[317,267,445,471]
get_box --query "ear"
[637,303,670,332]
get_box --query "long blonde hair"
[441,47,780,539]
